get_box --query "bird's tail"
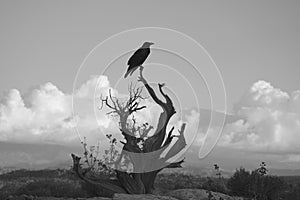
[124,70,131,78]
[124,66,139,78]
[130,67,138,76]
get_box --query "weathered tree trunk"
[72,67,187,195]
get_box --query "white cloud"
[0,76,114,145]
[234,80,290,111]
[185,80,300,160]
[219,80,300,154]
[0,75,177,147]
[2,78,300,159]
[75,75,111,99]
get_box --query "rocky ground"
[5,189,243,200]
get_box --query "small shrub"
[227,167,251,197]
[227,166,285,199]
[202,177,227,194]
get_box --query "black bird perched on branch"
[124,42,154,78]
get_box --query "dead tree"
[72,67,187,195]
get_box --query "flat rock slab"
[6,194,178,200]
[5,196,111,200]
[6,190,243,200]
[113,194,179,200]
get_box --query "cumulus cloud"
[0,75,180,146]
[234,80,290,111]
[0,83,74,143]
[0,76,115,145]
[218,80,300,154]
[2,77,300,159]
[186,80,300,159]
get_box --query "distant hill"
[0,141,82,171]
[183,145,300,177]
[1,140,300,177]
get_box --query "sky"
[1,0,300,171]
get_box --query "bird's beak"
[149,42,154,45]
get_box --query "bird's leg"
[139,65,144,70]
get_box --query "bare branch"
[163,126,175,147]
[138,67,164,106]
[165,159,185,168]
[163,123,187,159]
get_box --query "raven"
[124,42,154,78]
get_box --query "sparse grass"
[0,169,93,199]
[0,169,74,180]
[155,173,227,194]
[14,178,86,198]
[1,169,228,198]
[155,173,204,190]
[1,168,299,199]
